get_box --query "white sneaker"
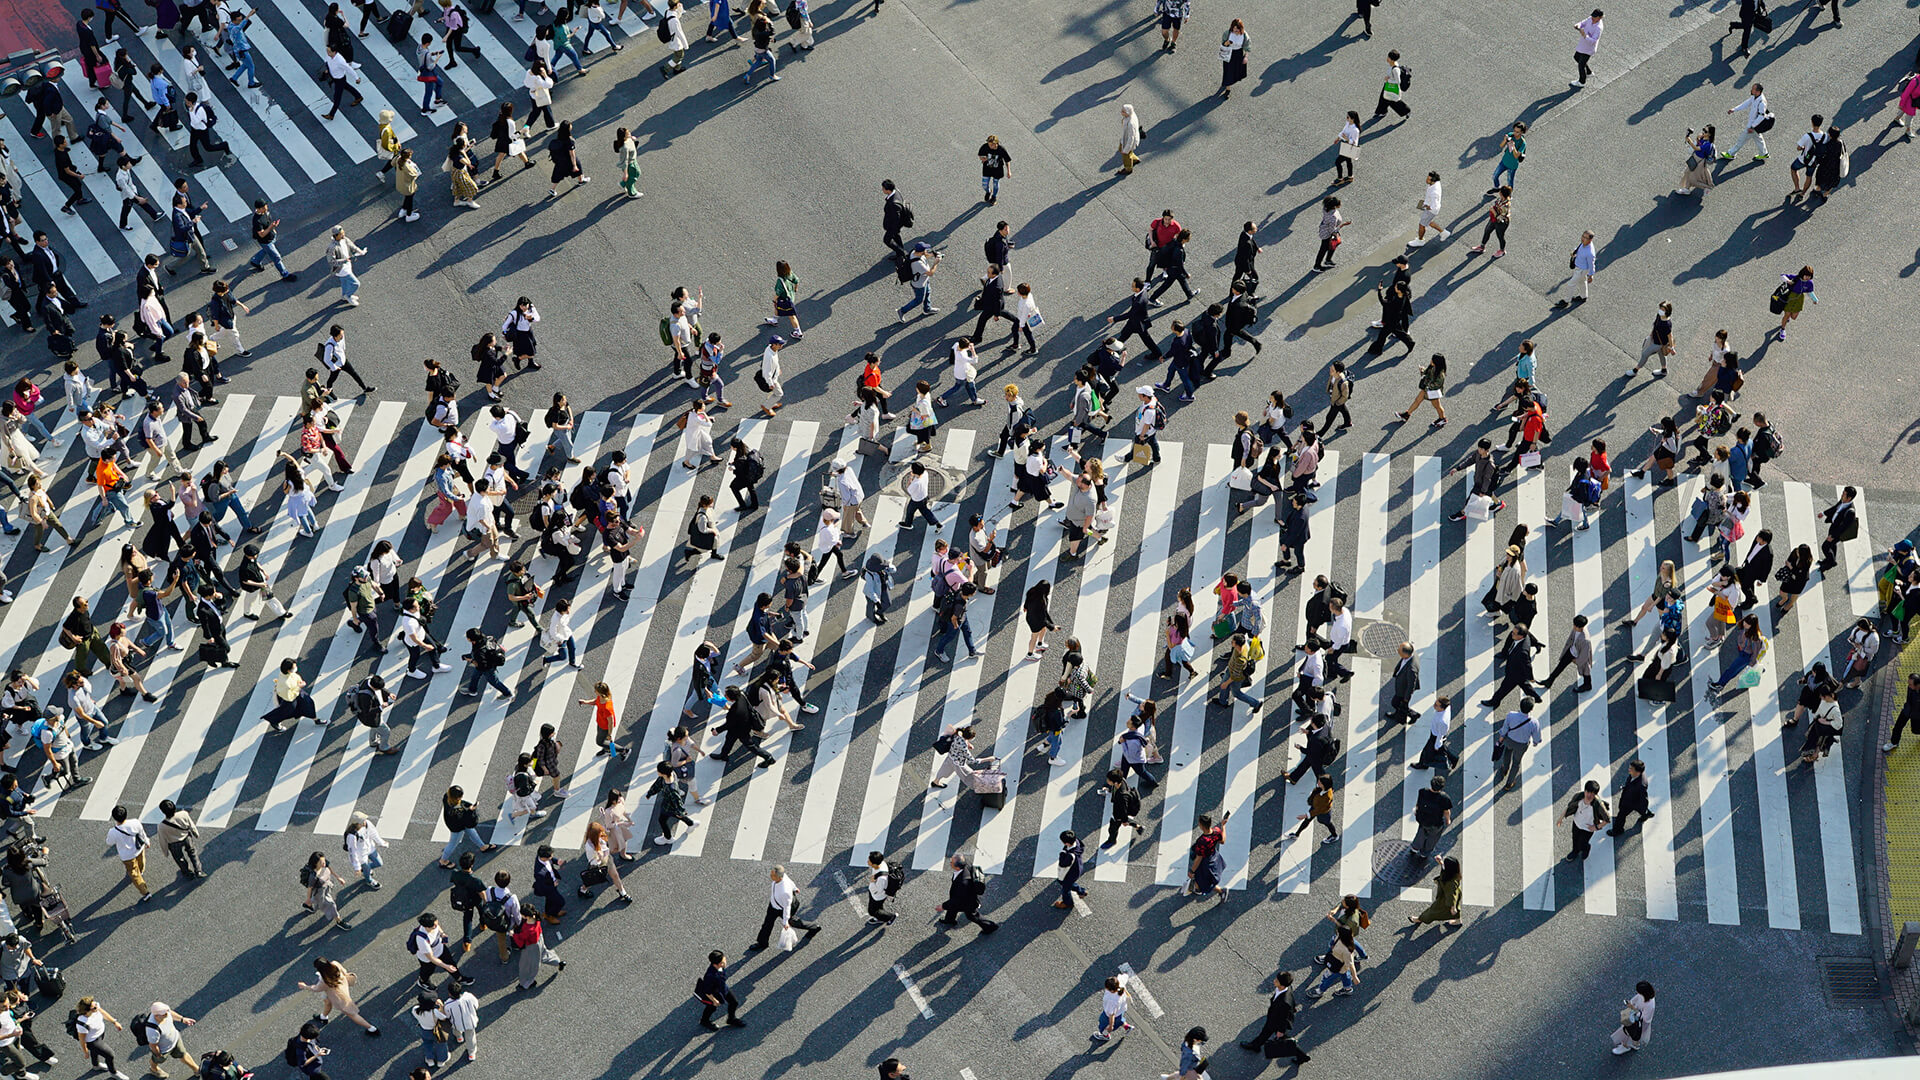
[653,834,672,845]
[1885,742,1898,752]
[406,669,430,680]
[1440,229,1451,240]
[530,809,548,820]
[802,703,819,714]
[1406,238,1426,248]
[346,296,360,306]
[1048,757,1067,766]
[1369,320,1383,328]
[432,663,453,672]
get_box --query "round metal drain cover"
[1372,837,1455,888]
[892,463,957,502]
[1358,620,1409,659]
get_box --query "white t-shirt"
[1422,181,1442,213]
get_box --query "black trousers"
[754,903,816,947]
[188,126,229,165]
[1483,671,1539,708]
[700,990,740,1024]
[1373,93,1410,119]
[1541,651,1591,689]
[1322,403,1352,430]
[973,310,1013,343]
[1314,237,1336,268]
[1479,218,1509,250]
[1574,49,1591,83]
[326,361,372,393]
[1147,270,1193,303]
[1370,326,1414,354]
[120,195,163,228]
[1114,321,1162,359]
[884,227,904,257]
[731,477,759,510]
[716,729,773,765]
[1387,695,1418,724]
[179,414,213,448]
[1569,825,1594,860]
[1220,326,1261,358]
[1608,797,1651,834]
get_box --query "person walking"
[1407,856,1464,930]
[1095,973,1135,1042]
[1491,700,1543,793]
[749,866,819,951]
[1312,196,1347,271]
[296,959,379,1035]
[978,134,1011,203]
[1218,19,1248,98]
[1676,125,1717,197]
[1773,265,1817,342]
[1540,614,1595,691]
[1571,10,1602,88]
[1610,981,1657,1055]
[1372,49,1410,121]
[546,119,589,199]
[936,855,997,932]
[1053,831,1089,910]
[326,226,366,307]
[105,805,152,905]
[1408,771,1454,864]
[1608,760,1654,833]
[1117,103,1141,175]
[1722,83,1771,162]
[1156,0,1188,50]
[70,996,129,1079]
[1554,230,1596,307]
[1560,779,1611,861]
[694,950,745,1029]
[1816,484,1856,570]
[1238,972,1303,1058]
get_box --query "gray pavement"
[0,0,1918,1078]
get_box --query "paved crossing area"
[5,398,1907,937]
[1,0,651,284]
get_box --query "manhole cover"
[1816,956,1882,1006]
[1358,620,1409,659]
[1372,837,1455,888]
[890,461,959,502]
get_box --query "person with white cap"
[137,1002,197,1077]
[896,242,940,322]
[832,460,867,536]
[1133,386,1166,464]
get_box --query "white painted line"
[893,963,934,1019]
[64,60,243,220]
[1569,488,1617,916]
[77,398,258,820]
[1116,964,1163,1018]
[717,422,820,861]
[147,14,337,183]
[1221,445,1270,892]
[1154,443,1227,888]
[0,113,118,283]
[858,436,971,866]
[960,1069,978,1080]
[139,397,315,821]
[1677,475,1740,926]
[1517,470,1554,912]
[56,69,172,251]
[1033,440,1128,879]
[117,32,294,205]
[1272,450,1337,896]
[1459,509,1497,910]
[363,424,502,836]
[1092,454,1177,884]
[629,422,764,848]
[1841,487,1875,618]
[559,420,698,851]
[1624,478,1678,920]
[222,6,379,161]
[1783,481,1862,935]
[796,436,912,865]
[1739,504,1798,928]
[834,869,868,918]
[200,402,403,827]
[1399,455,1439,906]
[1336,451,1389,898]
[255,420,442,832]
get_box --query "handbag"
[1327,234,1341,249]
[778,924,800,952]
[433,1019,452,1042]
[1026,312,1044,329]
[580,864,609,886]
[1211,613,1236,640]
[1490,736,1506,762]
[1518,450,1542,468]
[753,371,773,393]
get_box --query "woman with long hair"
[296,957,380,1036]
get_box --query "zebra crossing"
[2,0,642,284]
[2,398,1902,935]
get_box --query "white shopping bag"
[1464,493,1493,521]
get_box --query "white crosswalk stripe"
[2,405,1886,933]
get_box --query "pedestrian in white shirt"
[865,851,896,925]
[758,337,786,416]
[806,507,852,583]
[680,402,719,469]
[1409,171,1448,246]
[937,337,981,408]
[1721,83,1771,161]
[321,46,365,119]
[1572,10,1602,88]
[343,811,387,888]
[105,805,152,903]
[325,225,365,306]
[443,984,481,1062]
[541,597,580,668]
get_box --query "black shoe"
[725,1017,747,1027]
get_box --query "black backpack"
[63,1010,81,1040]
[479,893,512,932]
[884,861,904,896]
[1397,63,1412,89]
[656,17,671,41]
[352,685,382,727]
[966,865,988,897]
[897,203,916,228]
[785,5,801,29]
[743,449,767,483]
[299,864,315,888]
[479,639,508,670]
[892,252,914,284]
[131,1015,154,1047]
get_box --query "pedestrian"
[320,44,365,119]
[1608,759,1653,833]
[647,760,697,843]
[745,9,779,82]
[694,950,745,1029]
[1372,49,1410,121]
[1722,83,1771,161]
[343,812,387,889]
[1490,122,1527,191]
[1773,265,1817,342]
[1816,484,1857,570]
[1610,981,1657,1055]
[1540,614,1595,690]
[936,854,997,932]
[1490,699,1543,793]
[1368,281,1414,355]
[1186,812,1229,900]
[1408,769,1454,866]
[156,799,202,879]
[1312,196,1347,271]
[1164,1027,1211,1079]
[135,1003,203,1075]
[1809,124,1845,200]
[1095,973,1135,1042]
[70,996,129,1079]
[1728,0,1770,56]
[1117,103,1141,174]
[1156,0,1188,50]
[1676,125,1717,197]
[1053,830,1088,910]
[1304,927,1361,998]
[300,853,352,931]
[546,119,589,198]
[1789,115,1826,199]
[978,134,1011,203]
[296,959,378,1035]
[750,865,820,951]
[1407,856,1464,929]
[1218,19,1248,98]
[105,804,152,905]
[1560,780,1611,861]
[325,225,366,307]
[1571,10,1602,88]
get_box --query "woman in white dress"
[1610,980,1656,1054]
[680,403,719,469]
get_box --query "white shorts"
[1419,209,1438,229]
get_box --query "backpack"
[658,316,673,347]
[479,893,512,932]
[1235,596,1265,636]
[966,865,987,897]
[1703,405,1736,438]
[1397,63,1412,89]
[63,1010,81,1040]
[201,104,218,128]
[479,640,508,669]
[1768,281,1792,314]
[785,4,801,28]
[1574,477,1602,506]
[299,865,315,888]
[883,861,904,896]
[743,449,767,483]
[656,17,672,41]
[1758,425,1783,460]
[897,203,916,229]
[131,1014,153,1047]
[892,252,913,284]
[352,685,382,727]
[511,771,536,798]
[1112,785,1141,820]
[406,926,432,959]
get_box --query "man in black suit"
[880,179,908,257]
[1232,220,1262,294]
[1736,528,1775,611]
[694,950,745,1029]
[984,220,1014,278]
[27,233,86,310]
[1103,279,1162,359]
[1220,279,1264,359]
[935,855,997,933]
[1481,623,1544,709]
[1239,972,1308,1063]
[1389,641,1421,723]
[1192,303,1225,378]
[1818,487,1858,570]
[0,255,31,333]
[1287,715,1339,785]
[1607,759,1653,835]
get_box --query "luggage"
[385,8,414,43]
[1637,673,1676,703]
[36,965,65,1001]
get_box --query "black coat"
[1391,655,1420,702]
[1235,232,1260,278]
[1499,634,1540,679]
[1737,541,1774,590]
[1616,773,1649,816]
[945,868,983,914]
[1190,312,1221,358]
[1225,296,1258,334]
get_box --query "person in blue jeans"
[246,199,295,280]
[460,628,512,698]
[744,12,778,83]
[1307,927,1361,997]
[897,243,939,320]
[1708,614,1765,692]
[439,786,496,865]
[931,583,980,663]
[136,571,174,649]
[1490,121,1527,192]
[412,994,450,1067]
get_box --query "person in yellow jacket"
[376,108,402,179]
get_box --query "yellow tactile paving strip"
[1880,639,1920,1036]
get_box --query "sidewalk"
[1874,634,1920,1039]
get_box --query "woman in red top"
[857,352,892,419]
[577,680,628,760]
